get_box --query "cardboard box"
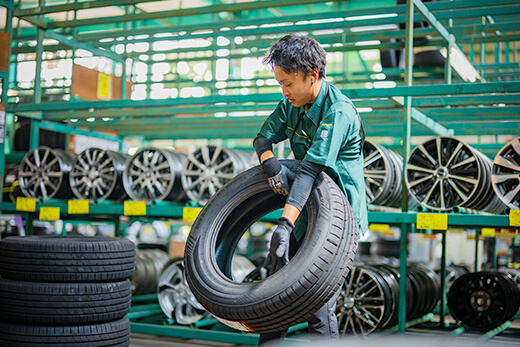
[169,241,186,259]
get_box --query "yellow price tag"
[39,207,60,221]
[416,213,448,230]
[16,197,36,212]
[68,200,89,214]
[124,201,146,216]
[183,207,202,223]
[510,210,520,227]
[97,72,112,100]
[369,224,390,232]
[481,228,496,237]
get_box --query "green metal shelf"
[0,201,514,229]
[0,201,184,219]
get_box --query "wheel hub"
[88,168,97,180]
[344,296,355,309]
[435,166,449,179]
[470,291,491,311]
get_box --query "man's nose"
[281,86,289,96]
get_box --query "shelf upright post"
[445,35,453,84]
[34,0,44,105]
[0,0,13,204]
[439,230,447,326]
[474,229,481,271]
[398,0,415,335]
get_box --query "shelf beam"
[45,0,333,29]
[8,81,520,113]
[39,120,123,142]
[44,31,125,63]
[13,0,159,17]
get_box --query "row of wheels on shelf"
[14,145,251,206]
[132,250,520,336]
[7,136,520,211]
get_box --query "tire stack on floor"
[0,235,136,346]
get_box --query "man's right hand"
[262,157,293,195]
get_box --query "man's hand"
[264,217,294,275]
[262,157,294,195]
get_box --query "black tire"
[185,160,358,333]
[0,235,136,282]
[0,278,131,325]
[0,316,130,346]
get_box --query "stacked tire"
[0,235,136,346]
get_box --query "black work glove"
[262,157,294,196]
[264,217,294,275]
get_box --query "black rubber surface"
[0,278,131,325]
[0,316,130,346]
[185,160,358,333]
[0,235,136,282]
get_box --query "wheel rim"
[492,137,520,210]
[448,272,517,331]
[70,148,126,201]
[123,147,185,202]
[158,259,206,324]
[337,266,388,336]
[182,146,249,205]
[406,137,481,211]
[18,146,73,199]
[363,141,394,205]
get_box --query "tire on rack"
[0,278,131,325]
[0,235,136,282]
[0,316,130,347]
[184,160,358,333]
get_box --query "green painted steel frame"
[0,0,13,204]
[130,322,260,345]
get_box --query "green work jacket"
[259,80,368,234]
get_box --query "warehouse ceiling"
[2,0,520,147]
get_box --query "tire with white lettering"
[185,160,358,333]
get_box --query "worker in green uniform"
[253,33,368,345]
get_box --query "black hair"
[263,33,327,79]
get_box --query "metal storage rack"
[1,0,520,343]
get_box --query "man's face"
[274,66,314,108]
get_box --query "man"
[253,33,368,345]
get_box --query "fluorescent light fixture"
[346,13,398,21]
[355,40,381,46]
[351,24,399,32]
[440,45,481,82]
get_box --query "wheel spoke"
[450,156,476,170]
[418,144,438,166]
[364,156,383,171]
[492,174,519,184]
[447,178,469,201]
[503,185,520,205]
[445,142,464,167]
[423,179,439,203]
[447,173,478,185]
[213,157,233,172]
[406,164,435,174]
[408,174,434,188]
[494,156,520,171]
[209,146,222,166]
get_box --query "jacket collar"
[301,80,327,126]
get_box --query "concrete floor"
[130,333,248,347]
